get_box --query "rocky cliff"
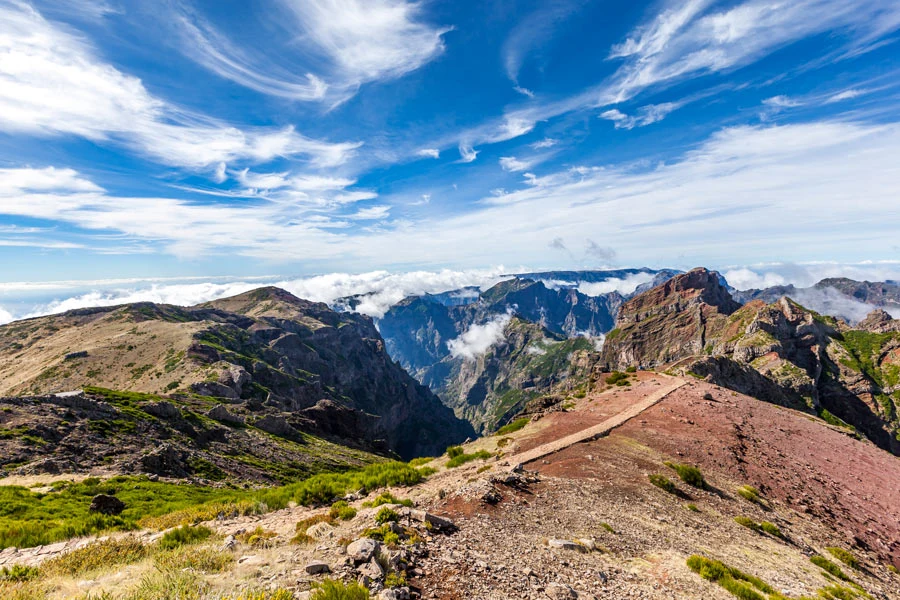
[602,269,900,454]
[0,287,473,461]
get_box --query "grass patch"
[649,474,676,494]
[496,417,529,435]
[153,544,234,573]
[407,457,433,467]
[599,522,615,534]
[446,449,492,468]
[733,517,783,538]
[664,461,707,489]
[311,578,370,600]
[811,555,852,581]
[686,555,774,600]
[237,526,277,548]
[158,525,213,550]
[686,503,700,512]
[328,500,357,521]
[362,492,413,508]
[737,485,763,505]
[826,547,860,570]
[0,565,40,582]
[42,536,147,578]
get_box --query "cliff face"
[0,287,473,460]
[602,270,900,454]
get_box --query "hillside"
[602,269,900,454]
[3,372,898,599]
[0,287,473,464]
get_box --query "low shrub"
[122,568,207,600]
[733,517,781,538]
[759,522,782,538]
[811,555,851,581]
[496,418,529,435]
[0,565,40,582]
[407,457,433,467]
[686,555,775,600]
[664,461,706,489]
[237,526,277,549]
[310,578,370,600]
[329,501,357,521]
[153,545,234,573]
[600,522,615,533]
[42,536,147,577]
[737,485,762,504]
[446,446,464,459]
[384,571,407,588]
[446,449,492,468]
[686,503,700,512]
[362,492,412,508]
[606,371,629,385]
[286,462,424,506]
[649,474,676,494]
[826,547,860,570]
[375,507,400,524]
[158,525,212,550]
[625,366,637,373]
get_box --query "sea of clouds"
[1,263,899,326]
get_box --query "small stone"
[357,559,384,580]
[545,582,578,600]
[305,561,331,575]
[546,539,587,553]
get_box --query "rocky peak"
[858,309,900,333]
[616,267,739,325]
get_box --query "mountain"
[733,277,900,322]
[377,278,612,430]
[602,268,900,454]
[420,317,594,433]
[0,287,474,470]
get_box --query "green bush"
[362,492,413,508]
[649,474,676,493]
[375,507,399,524]
[625,366,637,373]
[287,462,425,506]
[826,547,860,570]
[158,525,212,550]
[310,578,370,600]
[407,457,434,467]
[496,418,529,435]
[446,445,464,458]
[606,371,629,384]
[328,501,357,521]
[811,555,851,581]
[0,565,40,582]
[664,461,706,488]
[686,503,700,512]
[733,516,781,538]
[759,522,782,538]
[686,555,775,599]
[737,485,761,504]
[446,449,492,468]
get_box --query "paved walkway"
[506,377,687,467]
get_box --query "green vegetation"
[811,555,852,581]
[686,503,700,512]
[375,507,400,524]
[649,474,676,494]
[446,449,492,468]
[826,547,860,570]
[686,555,774,600]
[42,537,147,578]
[733,517,782,538]
[839,330,898,387]
[625,366,638,373]
[328,501,357,521]
[599,522,615,534]
[384,571,407,588]
[606,371,631,386]
[664,461,707,489]
[310,578,370,600]
[407,457,434,467]
[0,565,39,582]
[153,544,234,573]
[496,417,529,435]
[362,492,413,508]
[737,485,763,505]
[819,409,856,431]
[158,525,213,550]
[237,526,277,548]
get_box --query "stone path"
[505,377,687,467]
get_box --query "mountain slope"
[0,287,473,460]
[602,269,900,454]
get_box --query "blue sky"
[1,0,900,297]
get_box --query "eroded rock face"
[602,268,900,454]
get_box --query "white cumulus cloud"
[448,312,513,360]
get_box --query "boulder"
[206,404,245,426]
[89,494,125,515]
[347,538,379,563]
[254,415,302,440]
[139,443,189,477]
[143,401,181,419]
[357,558,384,580]
[305,561,330,575]
[405,509,455,531]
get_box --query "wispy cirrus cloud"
[0,1,359,170]
[175,0,449,104]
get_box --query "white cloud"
[0,306,12,325]
[722,268,787,290]
[9,267,512,322]
[499,156,531,172]
[416,148,440,159]
[576,273,656,296]
[458,144,479,163]
[0,2,358,169]
[785,286,899,323]
[502,1,583,84]
[763,95,801,108]
[513,86,535,98]
[350,205,391,220]
[724,263,900,290]
[600,102,681,129]
[531,138,557,149]
[176,0,448,103]
[825,89,867,103]
[447,312,513,360]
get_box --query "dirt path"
[504,377,687,467]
